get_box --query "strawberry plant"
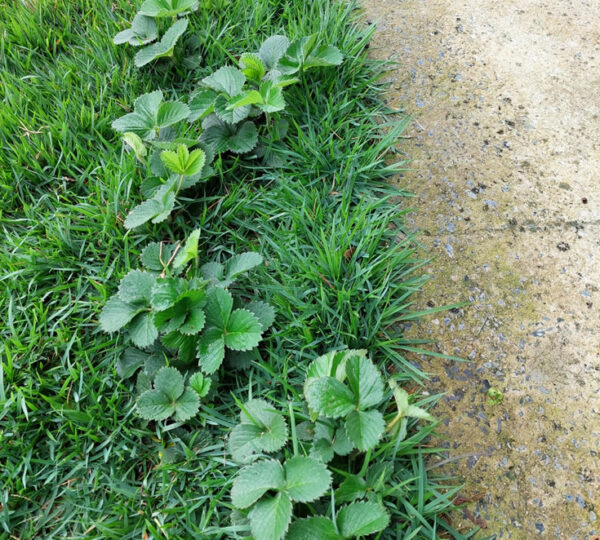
[114,0,200,67]
[99,229,274,421]
[303,349,386,452]
[227,394,394,540]
[111,35,343,228]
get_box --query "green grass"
[0,0,473,538]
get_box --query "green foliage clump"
[99,229,273,421]
[111,34,342,228]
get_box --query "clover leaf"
[137,366,200,421]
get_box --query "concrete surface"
[362,0,600,537]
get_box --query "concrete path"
[363,0,600,537]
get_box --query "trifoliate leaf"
[304,45,344,70]
[202,66,246,97]
[335,475,367,503]
[225,252,263,281]
[139,0,198,18]
[180,148,206,176]
[188,90,217,122]
[122,132,147,160]
[188,372,211,398]
[134,17,189,67]
[99,295,141,332]
[137,368,199,421]
[246,301,275,331]
[239,53,266,83]
[304,377,355,418]
[118,270,156,304]
[197,329,225,374]
[200,120,258,154]
[284,456,331,502]
[345,355,384,410]
[345,409,384,451]
[116,347,148,379]
[114,14,158,46]
[129,311,159,348]
[154,366,184,401]
[160,145,206,176]
[159,146,185,174]
[249,493,292,540]
[173,229,200,269]
[336,502,390,538]
[224,309,262,351]
[259,35,290,69]
[287,517,342,540]
[231,460,285,509]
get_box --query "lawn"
[0,0,473,538]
